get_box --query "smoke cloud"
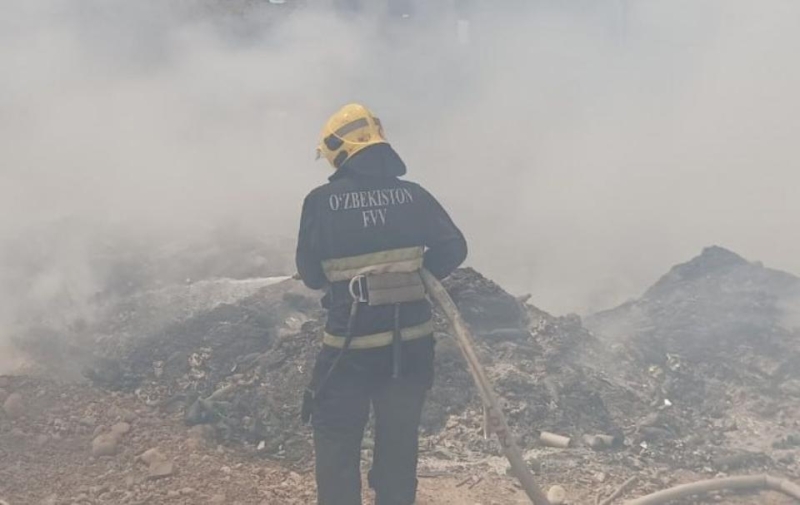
[1,0,799,361]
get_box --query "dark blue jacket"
[296,143,467,338]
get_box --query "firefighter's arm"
[295,194,328,290]
[420,187,468,279]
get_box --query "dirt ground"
[1,374,797,505]
[0,375,527,505]
[3,253,800,505]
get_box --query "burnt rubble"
[72,250,800,481]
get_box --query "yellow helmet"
[316,103,387,169]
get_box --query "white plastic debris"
[547,485,567,504]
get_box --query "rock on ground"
[2,392,25,419]
[91,433,119,457]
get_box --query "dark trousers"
[311,338,434,505]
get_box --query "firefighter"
[296,103,467,505]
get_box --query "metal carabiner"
[349,274,368,303]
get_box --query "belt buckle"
[348,275,368,303]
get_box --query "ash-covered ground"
[2,245,800,504]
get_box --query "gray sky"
[1,0,799,327]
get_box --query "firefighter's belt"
[322,246,424,283]
[323,320,434,349]
[356,271,427,306]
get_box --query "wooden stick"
[456,476,473,488]
[205,383,238,402]
[421,269,551,505]
[469,476,485,490]
[598,476,637,505]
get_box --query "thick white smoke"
[1,0,799,368]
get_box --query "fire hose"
[421,270,800,505]
[623,474,800,505]
[420,269,552,505]
[293,270,800,505]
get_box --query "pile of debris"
[587,246,800,473]
[6,244,800,503]
[3,223,295,380]
[589,245,800,363]
[24,247,789,482]
[81,267,650,472]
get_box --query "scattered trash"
[547,484,567,504]
[4,245,796,503]
[540,431,571,449]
